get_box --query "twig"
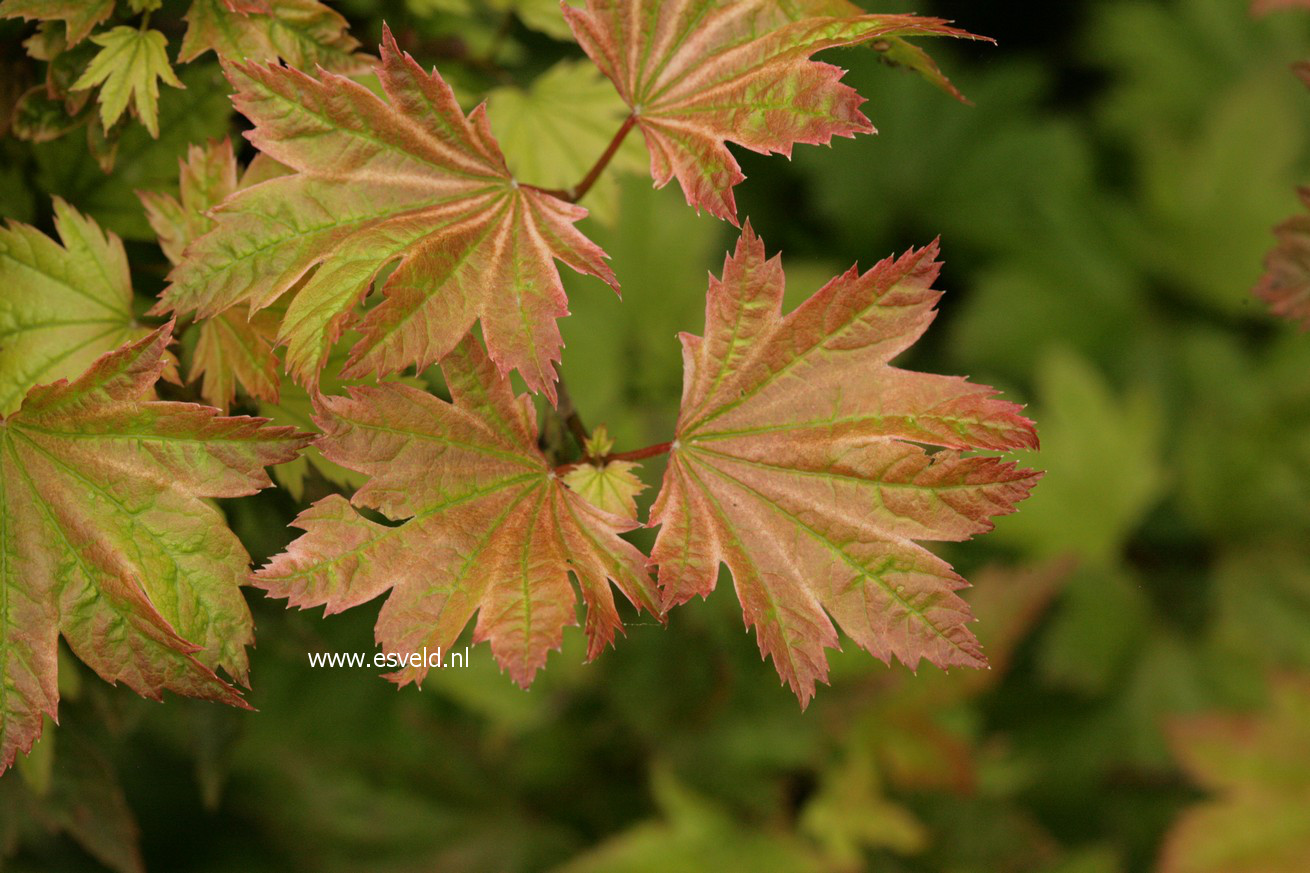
[527,114,637,203]
[553,376,592,457]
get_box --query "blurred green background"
[3,0,1310,871]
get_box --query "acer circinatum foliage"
[649,229,1040,703]
[0,327,309,772]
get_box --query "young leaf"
[562,0,978,222]
[1160,674,1310,873]
[254,337,660,688]
[563,426,647,521]
[159,28,617,401]
[1255,188,1310,329]
[72,27,185,139]
[179,0,372,74]
[0,199,145,416]
[139,139,282,410]
[649,227,1040,705]
[0,327,311,773]
[0,0,114,46]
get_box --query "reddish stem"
[529,114,637,204]
[608,441,673,463]
[554,441,674,475]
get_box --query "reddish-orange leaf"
[179,0,372,75]
[158,28,617,402]
[563,0,981,222]
[1255,188,1310,330]
[650,227,1040,705]
[254,337,659,688]
[0,327,310,773]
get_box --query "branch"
[553,376,592,456]
[528,114,637,204]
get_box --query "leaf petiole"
[528,114,637,204]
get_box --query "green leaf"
[563,457,646,521]
[0,198,143,416]
[36,62,234,240]
[72,26,185,138]
[1038,566,1152,696]
[0,327,310,773]
[553,766,828,873]
[990,349,1165,565]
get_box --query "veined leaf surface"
[563,0,978,221]
[160,28,617,402]
[255,337,659,688]
[0,327,309,772]
[650,227,1040,704]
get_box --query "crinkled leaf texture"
[159,27,617,402]
[1255,188,1310,330]
[563,0,978,222]
[0,327,309,772]
[650,228,1040,705]
[139,139,283,411]
[254,337,660,688]
[0,199,146,416]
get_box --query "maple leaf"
[562,0,979,222]
[139,139,283,410]
[0,326,310,773]
[159,27,617,402]
[254,336,660,688]
[562,426,647,520]
[179,0,372,74]
[1160,674,1310,873]
[71,26,185,139]
[0,0,114,45]
[649,227,1040,704]
[1256,190,1310,330]
[0,199,148,417]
